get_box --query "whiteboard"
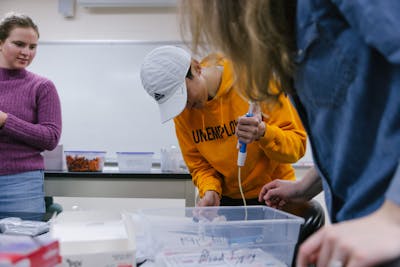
[29,40,182,160]
[29,40,313,165]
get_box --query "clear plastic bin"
[135,205,304,266]
[116,152,154,172]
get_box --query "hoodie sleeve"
[258,94,307,163]
[173,117,223,198]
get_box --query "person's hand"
[259,167,322,208]
[258,179,308,208]
[236,114,265,144]
[197,190,220,207]
[297,200,400,267]
[0,111,7,128]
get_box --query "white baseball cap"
[140,46,191,123]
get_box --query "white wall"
[0,0,181,41]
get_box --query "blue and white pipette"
[237,102,255,167]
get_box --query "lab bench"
[44,170,196,207]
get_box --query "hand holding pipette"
[237,101,263,166]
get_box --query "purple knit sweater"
[0,67,62,175]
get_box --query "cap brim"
[159,81,187,123]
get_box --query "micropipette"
[237,102,255,167]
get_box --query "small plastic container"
[43,144,64,171]
[135,206,304,266]
[116,152,154,172]
[64,151,106,172]
[160,145,182,172]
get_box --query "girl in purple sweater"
[0,13,62,213]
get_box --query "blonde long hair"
[180,0,296,103]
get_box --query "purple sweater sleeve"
[2,80,62,151]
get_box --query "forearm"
[379,200,400,226]
[192,170,222,198]
[0,83,62,150]
[2,113,61,150]
[299,166,323,200]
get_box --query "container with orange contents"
[64,151,106,172]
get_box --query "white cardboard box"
[51,211,136,267]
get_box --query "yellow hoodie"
[174,56,307,199]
